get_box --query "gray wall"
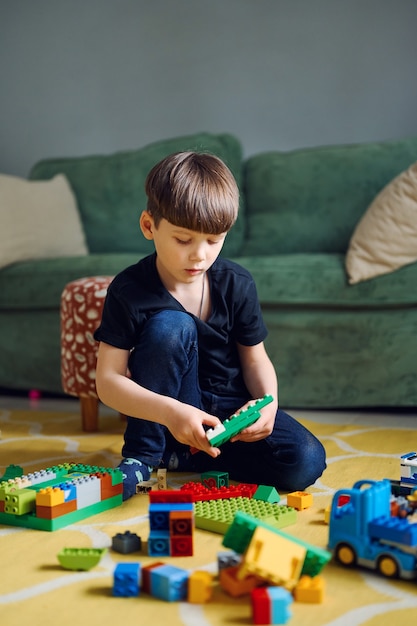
[1,0,417,177]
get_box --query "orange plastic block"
[219,566,261,597]
[237,525,306,589]
[36,499,77,519]
[286,491,313,511]
[187,570,213,603]
[293,575,325,603]
[170,509,193,536]
[36,487,65,507]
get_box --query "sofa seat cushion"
[234,254,417,308]
[3,252,417,313]
[0,254,141,311]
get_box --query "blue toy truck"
[328,479,417,580]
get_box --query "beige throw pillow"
[0,173,88,270]
[345,161,417,284]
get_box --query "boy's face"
[140,211,227,286]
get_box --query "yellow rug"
[1,406,417,625]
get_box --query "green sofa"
[1,131,416,407]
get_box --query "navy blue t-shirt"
[94,253,267,396]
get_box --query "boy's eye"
[175,238,191,245]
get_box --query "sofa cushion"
[0,173,88,270]
[3,252,417,313]
[235,254,417,307]
[244,137,417,255]
[29,132,245,257]
[345,160,417,284]
[0,253,141,310]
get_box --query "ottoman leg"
[81,396,99,432]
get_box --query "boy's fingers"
[203,415,222,428]
[189,443,220,457]
[207,445,220,458]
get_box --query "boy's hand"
[167,406,221,458]
[230,400,277,443]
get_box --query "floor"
[1,391,416,429]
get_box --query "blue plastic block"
[368,516,417,547]
[148,530,171,557]
[150,564,188,601]
[149,502,193,530]
[268,587,293,624]
[113,562,141,597]
[58,482,77,502]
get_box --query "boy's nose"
[189,245,205,262]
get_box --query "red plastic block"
[141,561,166,594]
[251,587,271,624]
[180,481,258,502]
[149,490,194,503]
[170,535,193,557]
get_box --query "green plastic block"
[0,463,123,531]
[0,494,122,531]
[206,395,273,447]
[253,485,280,504]
[194,496,296,535]
[222,511,331,576]
[4,488,36,515]
[0,464,24,482]
[201,471,229,488]
[57,547,107,570]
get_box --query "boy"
[94,151,326,500]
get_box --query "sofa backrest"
[244,136,417,255]
[29,132,245,258]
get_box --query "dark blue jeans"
[122,310,326,491]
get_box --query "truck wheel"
[377,555,399,578]
[335,543,356,567]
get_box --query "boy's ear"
[139,210,155,240]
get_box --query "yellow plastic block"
[286,491,313,510]
[36,487,65,507]
[324,504,331,524]
[237,525,306,589]
[293,575,325,603]
[187,570,213,603]
[219,566,260,597]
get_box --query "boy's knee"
[145,310,197,345]
[291,436,326,490]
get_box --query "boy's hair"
[145,151,239,234]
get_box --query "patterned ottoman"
[60,276,113,431]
